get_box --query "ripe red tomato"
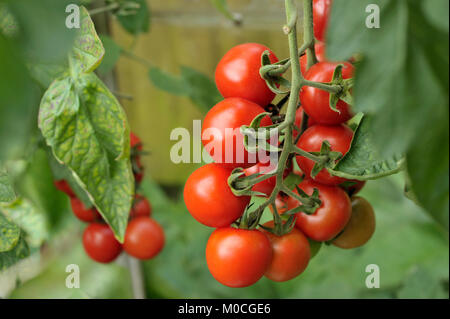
[54,180,75,198]
[130,194,152,219]
[130,132,143,151]
[296,124,353,186]
[333,196,375,249]
[261,221,310,282]
[244,160,281,197]
[202,98,273,169]
[293,106,316,140]
[300,42,326,75]
[184,164,250,227]
[82,223,122,263]
[313,0,332,42]
[70,197,101,223]
[215,43,279,106]
[206,227,272,288]
[295,179,351,241]
[300,61,354,125]
[123,217,165,260]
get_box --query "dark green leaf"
[148,67,190,96]
[116,0,150,35]
[38,73,133,241]
[97,35,122,75]
[329,116,404,180]
[0,213,20,252]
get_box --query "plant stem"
[302,0,318,68]
[89,3,119,16]
[127,255,146,299]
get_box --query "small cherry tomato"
[206,227,272,288]
[313,0,332,42]
[54,180,75,198]
[83,223,122,263]
[300,61,354,125]
[333,196,375,249]
[184,164,250,227]
[130,132,143,151]
[202,97,272,169]
[261,221,310,282]
[300,42,326,75]
[215,43,279,106]
[130,194,152,219]
[70,197,101,223]
[296,124,353,186]
[123,217,165,260]
[295,179,351,241]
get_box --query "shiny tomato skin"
[206,227,272,288]
[313,0,332,42]
[123,217,165,260]
[296,124,353,186]
[215,43,279,106]
[130,194,152,219]
[184,164,250,227]
[54,180,75,198]
[70,197,101,223]
[300,42,326,75]
[333,196,375,249]
[300,61,354,125]
[295,179,351,241]
[261,222,310,282]
[202,98,272,169]
[82,223,122,263]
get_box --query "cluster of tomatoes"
[54,133,164,263]
[184,0,375,288]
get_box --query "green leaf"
[0,170,15,204]
[0,198,48,248]
[148,67,190,96]
[397,266,448,298]
[148,66,221,112]
[28,62,68,88]
[0,233,29,272]
[329,116,404,180]
[327,0,449,223]
[38,73,133,241]
[69,6,105,74]
[209,0,240,24]
[0,3,18,37]
[116,0,150,35]
[0,213,20,252]
[97,35,122,75]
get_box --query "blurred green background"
[0,0,448,299]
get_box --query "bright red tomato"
[261,221,310,282]
[215,43,279,106]
[300,42,326,75]
[206,227,272,288]
[296,124,353,186]
[300,61,354,125]
[54,180,75,197]
[313,0,332,42]
[123,217,165,260]
[82,223,122,263]
[294,179,351,241]
[333,196,375,249]
[202,98,273,169]
[70,197,101,223]
[184,163,250,227]
[130,132,143,151]
[130,194,152,219]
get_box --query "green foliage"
[38,7,133,242]
[0,213,20,252]
[209,0,239,24]
[330,115,404,180]
[116,0,150,35]
[149,66,222,112]
[0,234,29,271]
[97,35,122,75]
[0,171,15,203]
[327,0,449,228]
